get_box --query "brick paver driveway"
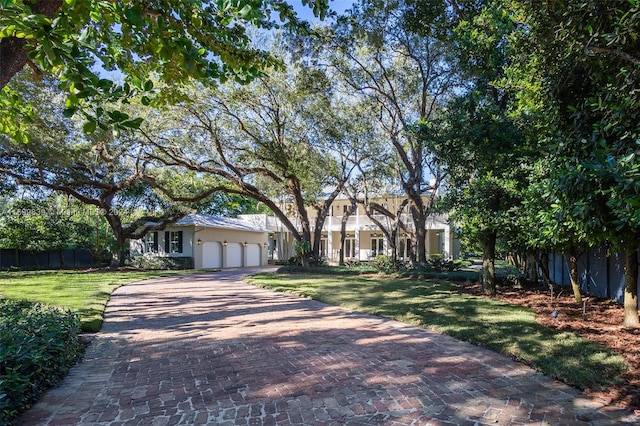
[19,268,638,425]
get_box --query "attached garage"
[226,243,243,268]
[131,213,269,269]
[202,242,222,269]
[246,243,261,267]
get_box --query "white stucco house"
[131,194,459,269]
[130,213,269,269]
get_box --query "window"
[398,237,411,259]
[343,238,356,258]
[320,239,327,257]
[146,232,158,253]
[164,231,183,254]
[371,237,384,257]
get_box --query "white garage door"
[227,242,242,268]
[246,243,261,267]
[202,242,222,269]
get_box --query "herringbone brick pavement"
[18,269,639,425]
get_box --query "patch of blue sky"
[287,0,356,23]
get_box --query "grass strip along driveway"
[0,270,190,332]
[247,272,627,393]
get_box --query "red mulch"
[456,281,640,412]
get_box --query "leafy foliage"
[0,0,330,141]
[128,255,194,270]
[0,299,83,424]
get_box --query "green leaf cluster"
[0,299,82,424]
[0,0,330,141]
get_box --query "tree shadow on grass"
[16,270,635,426]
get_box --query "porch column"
[327,215,334,261]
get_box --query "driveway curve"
[19,268,638,425]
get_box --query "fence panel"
[550,248,640,306]
[0,249,95,270]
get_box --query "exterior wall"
[191,227,267,269]
[132,225,268,269]
[285,195,433,223]
[284,217,455,263]
[243,197,459,264]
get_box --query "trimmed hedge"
[0,300,83,426]
[277,264,378,275]
[398,270,479,281]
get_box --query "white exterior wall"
[131,223,268,269]
[255,212,458,263]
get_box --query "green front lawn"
[247,272,627,391]
[0,270,191,332]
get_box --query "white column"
[327,215,333,261]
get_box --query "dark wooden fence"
[0,249,96,270]
[549,248,639,305]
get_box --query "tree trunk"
[623,248,639,327]
[116,234,127,268]
[538,251,555,295]
[339,226,346,266]
[415,229,426,266]
[568,250,583,305]
[0,1,63,89]
[525,251,538,285]
[482,230,497,295]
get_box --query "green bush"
[374,255,405,273]
[277,265,377,275]
[427,256,460,272]
[399,270,479,281]
[495,264,526,286]
[128,255,194,270]
[0,300,83,425]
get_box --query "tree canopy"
[0,0,329,141]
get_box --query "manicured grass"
[0,270,191,332]
[247,272,627,391]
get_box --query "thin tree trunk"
[568,250,583,305]
[482,230,497,295]
[538,251,553,290]
[623,248,639,327]
[339,220,347,266]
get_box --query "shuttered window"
[164,231,183,253]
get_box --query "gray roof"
[172,213,268,233]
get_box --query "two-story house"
[242,194,458,263]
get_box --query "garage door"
[227,242,242,268]
[202,242,222,269]
[246,243,261,267]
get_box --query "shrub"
[0,300,83,425]
[496,264,526,287]
[427,256,460,272]
[128,255,194,270]
[277,265,377,275]
[374,255,405,273]
[399,270,479,281]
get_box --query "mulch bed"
[456,281,640,412]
